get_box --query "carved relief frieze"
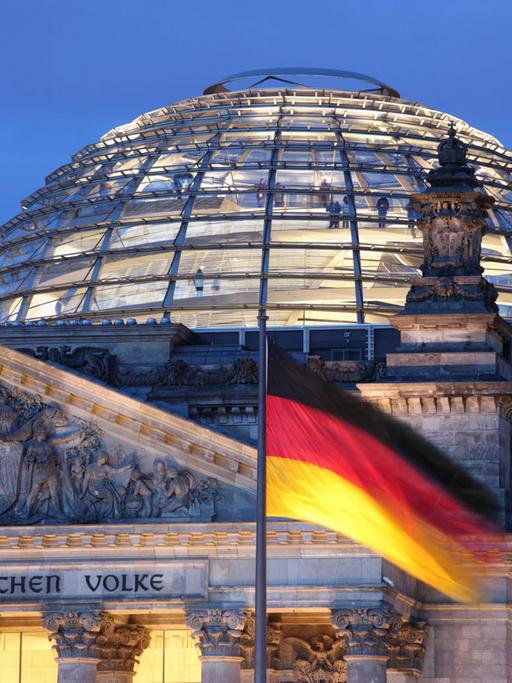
[21,346,115,382]
[0,385,219,526]
[306,357,385,383]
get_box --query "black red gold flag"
[266,344,502,602]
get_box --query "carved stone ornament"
[0,384,219,526]
[284,634,347,682]
[239,615,282,670]
[306,357,384,383]
[387,620,428,674]
[21,346,115,382]
[331,607,403,658]
[403,126,497,315]
[96,615,151,672]
[43,609,104,659]
[186,608,250,658]
[158,357,258,387]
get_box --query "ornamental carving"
[239,615,282,669]
[158,357,258,386]
[0,385,218,525]
[113,356,258,388]
[305,357,385,383]
[43,609,104,659]
[331,607,403,657]
[21,346,115,382]
[403,127,497,315]
[284,634,347,682]
[186,608,250,658]
[412,193,492,278]
[387,620,428,674]
[96,616,151,672]
[406,277,498,311]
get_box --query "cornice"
[358,381,512,417]
[0,522,371,556]
[0,522,508,567]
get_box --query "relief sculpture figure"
[0,386,219,525]
[150,460,195,517]
[22,424,63,519]
[81,453,133,520]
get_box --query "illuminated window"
[0,632,57,683]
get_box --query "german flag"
[266,344,502,602]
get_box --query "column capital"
[388,620,428,674]
[331,607,403,658]
[186,607,250,658]
[96,615,151,673]
[42,608,105,659]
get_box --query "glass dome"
[2,77,512,327]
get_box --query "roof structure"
[1,79,512,328]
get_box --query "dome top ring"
[203,67,400,97]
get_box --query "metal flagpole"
[254,129,279,683]
[254,307,268,683]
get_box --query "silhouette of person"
[377,196,390,228]
[326,200,341,228]
[319,178,332,207]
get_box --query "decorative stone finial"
[427,123,478,190]
[402,124,497,315]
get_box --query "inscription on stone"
[0,561,207,601]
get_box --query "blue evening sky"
[0,0,511,224]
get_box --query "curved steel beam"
[203,67,400,98]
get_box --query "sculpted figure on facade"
[284,634,347,682]
[22,423,63,519]
[0,395,85,521]
[0,384,220,525]
[22,345,115,382]
[81,453,134,520]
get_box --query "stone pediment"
[0,345,256,526]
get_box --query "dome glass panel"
[2,84,512,326]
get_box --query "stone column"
[95,615,151,683]
[43,609,104,683]
[186,608,249,683]
[387,620,428,683]
[331,607,401,683]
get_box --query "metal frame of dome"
[1,86,512,328]
[203,68,401,98]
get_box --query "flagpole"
[254,305,268,683]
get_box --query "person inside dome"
[377,196,390,228]
[319,178,332,207]
[256,177,267,207]
[341,196,353,228]
[326,199,341,228]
